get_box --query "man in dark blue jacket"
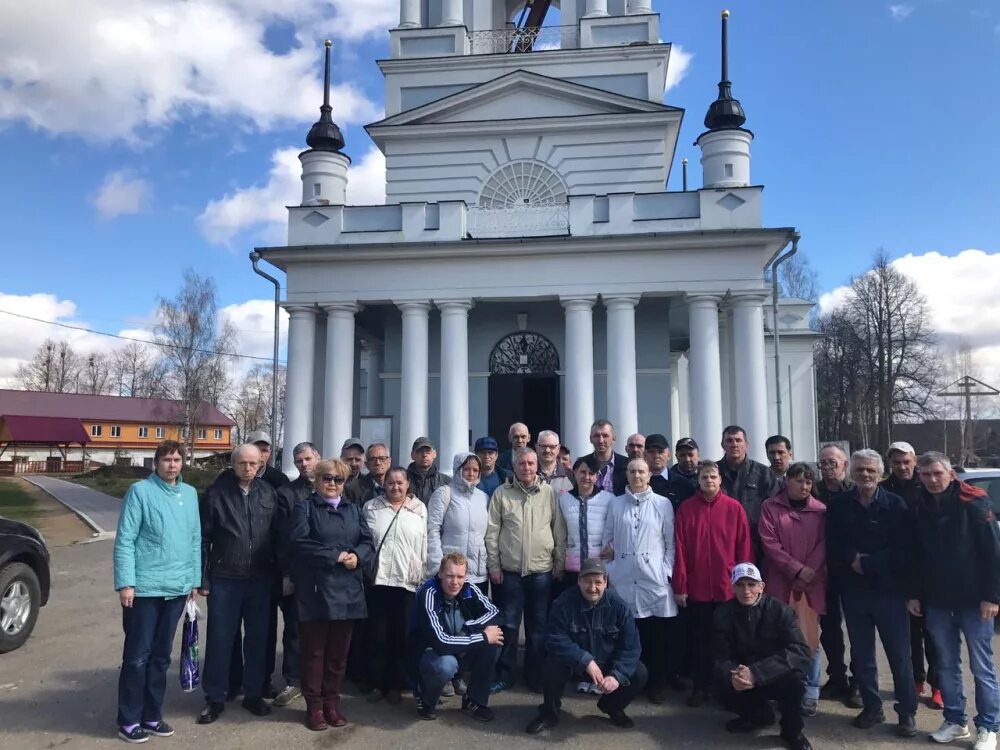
[525,558,646,734]
[409,552,503,722]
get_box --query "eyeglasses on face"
[368,455,390,462]
[321,474,346,484]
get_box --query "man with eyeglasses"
[536,430,573,496]
[344,443,391,505]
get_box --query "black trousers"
[820,577,851,685]
[538,658,648,721]
[635,615,681,692]
[721,673,806,739]
[365,585,414,692]
[910,612,938,688]
[686,601,718,691]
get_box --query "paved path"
[24,476,120,538]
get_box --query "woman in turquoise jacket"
[113,440,201,744]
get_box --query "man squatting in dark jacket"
[713,562,813,750]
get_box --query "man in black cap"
[475,436,510,498]
[666,437,700,508]
[407,436,451,504]
[246,430,290,490]
[643,434,677,505]
[339,437,365,484]
[526,559,646,735]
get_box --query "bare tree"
[227,364,286,445]
[111,342,168,397]
[154,270,237,457]
[778,253,820,303]
[815,251,938,453]
[79,352,113,395]
[14,339,81,392]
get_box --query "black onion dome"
[305,40,345,152]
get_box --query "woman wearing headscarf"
[426,453,490,593]
[289,458,373,731]
[363,467,427,704]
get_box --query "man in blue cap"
[475,436,510,498]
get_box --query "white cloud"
[220,299,289,362]
[0,1,385,143]
[666,44,693,92]
[197,144,385,244]
[819,249,1000,387]
[93,170,151,219]
[889,4,915,20]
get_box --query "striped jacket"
[408,576,500,657]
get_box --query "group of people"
[111,422,1000,750]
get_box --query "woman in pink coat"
[759,462,826,717]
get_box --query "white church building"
[257,0,820,473]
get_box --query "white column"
[561,296,597,459]
[604,295,640,453]
[677,352,690,438]
[687,295,723,455]
[437,299,472,467]
[732,294,770,461]
[584,0,609,17]
[669,351,682,445]
[441,0,463,26]
[628,0,654,13]
[362,339,383,416]
[321,303,358,456]
[399,0,421,28]
[398,301,430,464]
[283,306,317,475]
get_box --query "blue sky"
[0,0,997,383]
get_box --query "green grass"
[0,478,48,524]
[72,468,222,499]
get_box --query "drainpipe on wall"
[249,251,281,467]
[767,232,800,434]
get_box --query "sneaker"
[974,728,998,750]
[461,698,495,723]
[852,708,886,729]
[589,683,603,695]
[576,681,591,694]
[273,685,302,707]
[916,681,927,698]
[930,720,971,743]
[489,680,511,695]
[930,689,945,710]
[897,715,917,738]
[800,698,818,717]
[453,678,468,696]
[415,695,437,721]
[140,721,174,737]
[441,681,455,697]
[118,726,149,744]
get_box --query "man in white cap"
[712,562,812,750]
[880,441,921,506]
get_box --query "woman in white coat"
[601,458,679,704]
[556,455,614,592]
[426,453,490,593]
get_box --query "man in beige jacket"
[486,447,565,694]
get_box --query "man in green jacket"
[113,440,201,744]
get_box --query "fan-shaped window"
[489,331,560,374]
[479,161,568,208]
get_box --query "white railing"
[468,25,580,55]
[467,204,570,239]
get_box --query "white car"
[956,469,1000,531]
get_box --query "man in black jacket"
[712,562,812,750]
[582,419,629,495]
[908,452,1000,747]
[407,437,451,504]
[198,444,279,724]
[718,425,777,560]
[246,430,290,490]
[410,552,503,722]
[343,442,390,504]
[526,559,646,735]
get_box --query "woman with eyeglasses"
[362,466,427,704]
[288,458,374,731]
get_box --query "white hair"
[917,451,952,473]
[850,448,884,476]
[537,430,560,445]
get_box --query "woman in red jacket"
[759,462,826,717]
[673,461,752,707]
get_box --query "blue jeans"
[117,595,187,726]
[841,588,917,717]
[418,644,501,708]
[805,649,822,702]
[925,607,1000,732]
[496,571,552,686]
[203,577,272,703]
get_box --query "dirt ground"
[0,477,94,546]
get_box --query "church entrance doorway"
[487,332,561,449]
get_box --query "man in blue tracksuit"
[409,552,504,722]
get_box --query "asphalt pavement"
[24,476,120,537]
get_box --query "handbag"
[789,590,820,654]
[179,598,201,692]
[363,503,403,587]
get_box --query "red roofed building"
[0,389,234,467]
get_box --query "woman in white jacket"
[362,467,427,704]
[601,458,679,703]
[556,455,614,591]
[426,452,490,591]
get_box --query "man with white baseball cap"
[712,562,813,750]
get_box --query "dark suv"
[0,516,51,652]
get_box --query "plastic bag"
[180,598,201,692]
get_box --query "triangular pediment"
[369,70,676,128]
